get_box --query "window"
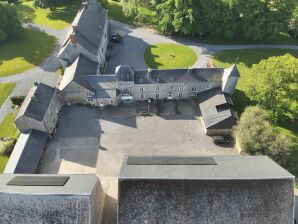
[156,94,159,99]
[141,94,144,99]
[179,93,183,97]
[102,48,104,53]
[179,86,184,90]
[156,87,160,91]
[206,84,211,89]
[111,100,113,104]
[170,86,174,90]
[140,87,144,91]
[192,88,196,92]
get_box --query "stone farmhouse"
[58,0,109,72]
[59,54,240,107]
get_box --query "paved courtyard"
[39,102,237,224]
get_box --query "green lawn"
[199,32,298,45]
[0,83,16,107]
[0,155,9,173]
[144,43,198,69]
[104,0,133,25]
[212,48,298,175]
[0,112,19,139]
[0,28,56,77]
[17,0,81,30]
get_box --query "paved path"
[0,24,69,123]
[1,20,298,122]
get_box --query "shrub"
[0,139,16,156]
[234,106,291,167]
[10,95,25,106]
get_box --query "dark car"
[111,33,123,43]
[212,135,232,144]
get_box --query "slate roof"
[0,174,98,195]
[133,68,224,84]
[85,75,117,98]
[199,93,238,129]
[115,65,135,82]
[16,83,55,122]
[4,130,48,174]
[60,0,107,55]
[119,155,294,180]
[59,54,99,91]
[224,64,240,78]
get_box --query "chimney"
[147,68,152,80]
[70,34,77,45]
[34,81,38,86]
[72,25,78,31]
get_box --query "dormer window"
[206,84,211,89]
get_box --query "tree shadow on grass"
[16,3,36,23]
[144,45,163,69]
[231,89,252,115]
[0,28,56,68]
[47,1,82,24]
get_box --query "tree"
[234,106,290,167]
[248,54,298,122]
[289,7,298,39]
[0,3,22,42]
[0,0,20,4]
[34,0,59,10]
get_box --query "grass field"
[144,43,197,69]
[0,83,16,107]
[212,48,298,175]
[17,0,81,30]
[0,112,19,139]
[0,155,9,173]
[0,28,56,77]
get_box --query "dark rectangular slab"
[7,176,69,186]
[127,156,217,165]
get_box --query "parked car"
[111,33,123,43]
[212,135,232,144]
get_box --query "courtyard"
[38,101,237,223]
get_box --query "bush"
[10,95,25,106]
[0,139,16,156]
[234,106,291,167]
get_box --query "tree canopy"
[248,54,298,122]
[0,3,22,42]
[122,0,296,40]
[234,106,290,166]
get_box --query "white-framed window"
[140,87,144,91]
[179,93,183,97]
[206,84,211,89]
[156,87,160,91]
[156,94,159,99]
[179,86,184,90]
[111,100,113,104]
[170,86,174,90]
[192,87,196,92]
[169,92,172,98]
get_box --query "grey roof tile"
[16,83,55,122]
[4,130,48,174]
